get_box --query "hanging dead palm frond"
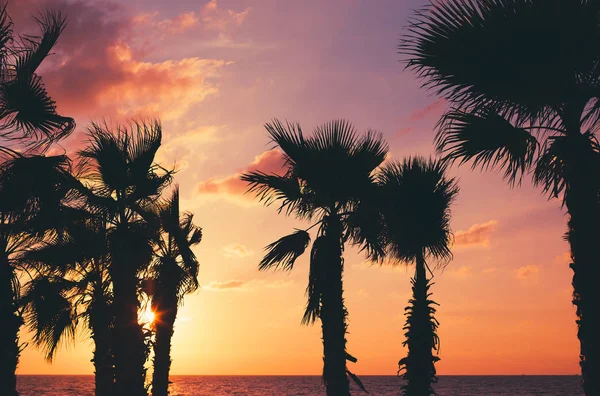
[259,230,310,272]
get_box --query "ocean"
[17,375,582,395]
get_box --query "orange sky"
[14,0,579,375]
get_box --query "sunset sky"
[14,0,578,376]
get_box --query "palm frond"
[16,10,67,78]
[259,229,311,271]
[128,120,162,182]
[345,193,387,263]
[265,119,307,168]
[534,132,600,200]
[302,235,327,324]
[436,109,538,184]
[242,170,313,218]
[0,3,13,64]
[22,276,77,361]
[401,0,600,112]
[378,157,458,265]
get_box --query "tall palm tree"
[377,157,458,396]
[0,5,74,154]
[78,120,172,396]
[21,213,115,396]
[0,154,77,396]
[148,187,202,396]
[400,1,600,393]
[242,119,388,395]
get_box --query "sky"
[13,0,579,376]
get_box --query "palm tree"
[148,187,202,396]
[242,119,388,395]
[78,120,173,396]
[21,213,115,396]
[0,154,76,396]
[400,1,600,393]
[0,5,74,154]
[377,157,458,396]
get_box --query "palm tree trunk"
[320,215,350,396]
[0,255,20,396]
[399,253,438,396]
[89,298,114,396]
[564,166,600,395]
[111,273,147,396]
[151,293,177,396]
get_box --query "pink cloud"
[408,99,446,122]
[516,265,540,280]
[454,220,497,249]
[449,265,473,279]
[197,149,286,198]
[10,0,227,122]
[201,0,251,32]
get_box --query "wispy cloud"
[454,220,498,249]
[203,279,293,291]
[449,265,473,279]
[408,99,446,122]
[197,149,286,202]
[515,264,540,280]
[222,244,255,258]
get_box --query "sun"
[139,306,155,324]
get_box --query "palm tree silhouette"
[148,187,202,396]
[0,5,74,154]
[242,119,388,395]
[377,157,458,396]
[21,213,115,396]
[401,1,600,393]
[0,154,76,396]
[77,121,173,396]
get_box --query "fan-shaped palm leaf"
[437,109,539,184]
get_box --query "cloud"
[222,244,255,258]
[553,252,571,266]
[10,0,228,123]
[201,0,251,32]
[454,220,498,249]
[197,149,286,200]
[408,99,446,122]
[515,264,540,280]
[134,11,199,34]
[449,265,473,279]
[203,279,293,291]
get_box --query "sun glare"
[139,307,155,324]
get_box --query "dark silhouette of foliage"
[0,4,74,154]
[148,186,202,396]
[0,154,77,396]
[243,119,388,395]
[401,1,600,393]
[21,213,115,396]
[77,120,172,396]
[377,157,458,396]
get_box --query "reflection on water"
[17,375,582,395]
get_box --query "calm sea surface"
[17,375,582,395]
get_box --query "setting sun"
[7,0,591,395]
[139,307,156,325]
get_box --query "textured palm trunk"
[110,271,147,396]
[151,292,178,396]
[110,226,148,396]
[563,157,600,396]
[399,254,438,396]
[0,257,20,396]
[89,297,114,396]
[320,216,350,396]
